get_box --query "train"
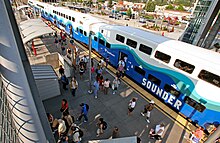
[28,0,220,127]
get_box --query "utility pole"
[88,30,93,94]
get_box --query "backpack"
[74,127,83,138]
[102,121,107,130]
[65,78,69,85]
[85,104,89,111]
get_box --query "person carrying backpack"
[77,103,89,123]
[96,118,107,137]
[70,125,83,143]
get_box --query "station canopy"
[17,5,30,11]
[19,19,54,44]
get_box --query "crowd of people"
[48,30,219,143]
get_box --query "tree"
[166,4,174,10]
[145,1,156,12]
[127,8,132,18]
[176,4,185,11]
[108,0,113,8]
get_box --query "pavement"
[40,35,193,143]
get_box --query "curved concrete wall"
[0,0,53,142]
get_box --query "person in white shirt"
[149,123,165,142]
[103,78,110,95]
[112,77,120,94]
[128,98,137,116]
[71,76,78,96]
[57,119,66,137]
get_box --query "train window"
[76,28,78,32]
[84,31,87,36]
[126,38,137,49]
[94,36,97,41]
[154,51,171,63]
[164,84,180,98]
[198,70,220,88]
[79,29,83,34]
[139,44,152,55]
[148,74,161,86]
[184,96,206,112]
[58,12,60,16]
[69,16,71,20]
[174,59,195,74]
[116,34,125,43]
[134,66,145,76]
[63,14,65,18]
[45,12,48,15]
[72,17,75,22]
[66,15,68,19]
[50,14,53,17]
[101,30,104,33]
[53,10,54,13]
[99,39,105,46]
[106,42,111,49]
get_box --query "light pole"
[88,31,92,94]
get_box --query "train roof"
[104,25,171,44]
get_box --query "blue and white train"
[28,0,220,127]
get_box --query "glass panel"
[134,66,145,76]
[174,59,195,74]
[116,34,125,43]
[139,44,152,55]
[154,51,171,63]
[148,74,161,86]
[164,84,181,98]
[198,70,220,88]
[126,38,137,49]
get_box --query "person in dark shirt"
[59,65,64,75]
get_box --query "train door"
[118,52,132,76]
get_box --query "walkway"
[40,35,194,143]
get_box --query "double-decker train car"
[28,0,220,127]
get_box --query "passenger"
[79,64,85,79]
[66,47,72,60]
[112,77,120,95]
[96,118,107,137]
[204,122,217,136]
[59,65,65,76]
[98,75,104,91]
[91,64,95,81]
[62,112,73,132]
[61,73,69,90]
[77,103,89,123]
[103,78,110,95]
[57,119,67,138]
[93,78,99,99]
[60,99,69,115]
[115,71,121,83]
[117,64,124,77]
[82,55,88,70]
[215,137,220,143]
[70,125,83,143]
[105,56,110,68]
[128,97,138,116]
[189,127,204,143]
[61,45,65,55]
[47,113,54,125]
[55,37,59,48]
[174,61,182,69]
[112,126,119,139]
[140,100,155,123]
[70,76,78,97]
[149,123,165,142]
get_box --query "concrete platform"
[40,36,194,143]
